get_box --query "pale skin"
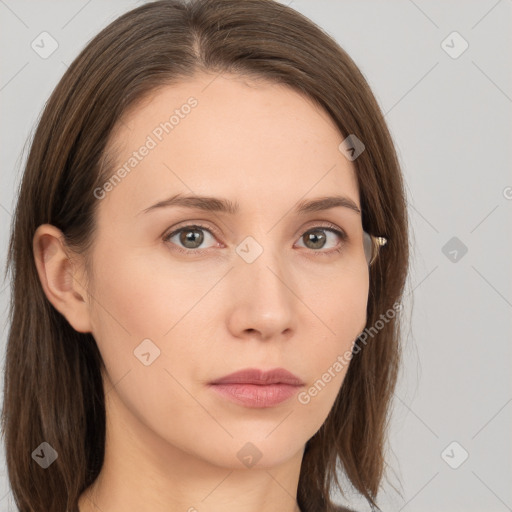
[33,72,369,512]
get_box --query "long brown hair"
[1,1,409,510]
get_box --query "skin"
[33,72,369,512]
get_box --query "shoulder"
[300,501,361,512]
[301,503,359,512]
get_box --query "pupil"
[181,229,203,248]
[306,230,326,249]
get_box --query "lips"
[209,368,305,386]
[208,368,305,408]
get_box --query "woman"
[1,1,409,511]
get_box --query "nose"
[225,242,297,341]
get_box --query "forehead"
[100,73,360,220]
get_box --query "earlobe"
[33,224,93,333]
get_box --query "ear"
[33,224,92,333]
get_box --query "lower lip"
[208,383,302,408]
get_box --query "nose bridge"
[235,232,291,297]
[230,232,296,328]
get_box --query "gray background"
[1,0,511,511]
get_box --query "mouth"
[208,368,305,408]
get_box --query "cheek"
[298,264,369,404]
[86,250,214,438]
[311,261,369,341]
[86,247,221,402]
[88,248,206,340]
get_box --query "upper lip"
[209,368,304,386]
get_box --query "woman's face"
[86,73,369,469]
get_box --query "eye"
[163,222,348,256]
[295,225,347,255]
[163,224,218,254]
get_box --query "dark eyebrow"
[139,193,361,216]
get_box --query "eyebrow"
[140,193,361,216]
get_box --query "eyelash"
[162,222,348,257]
